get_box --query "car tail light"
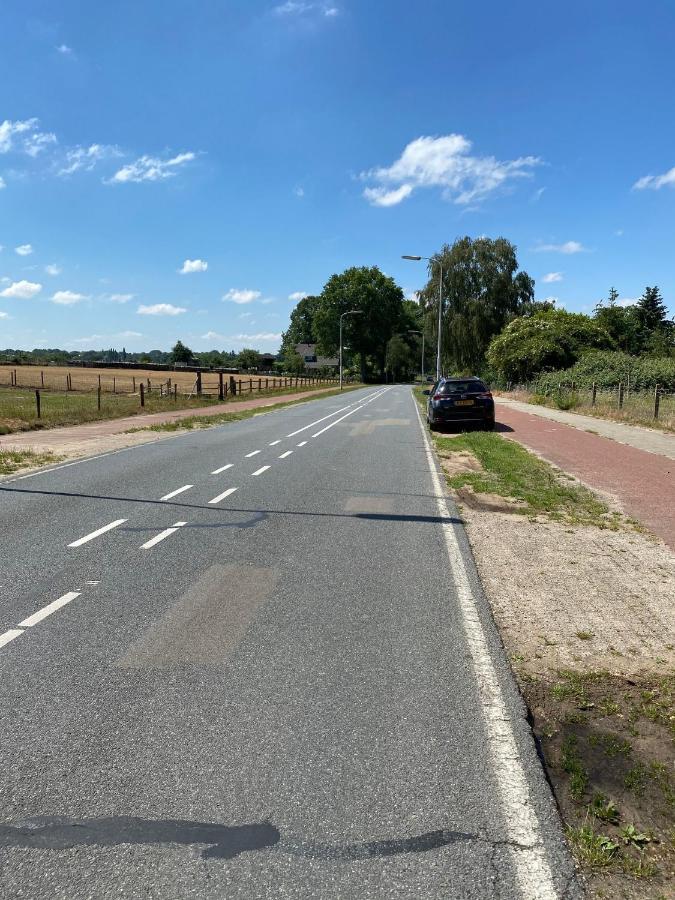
[433,393,444,400]
[476,392,493,400]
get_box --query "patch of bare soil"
[457,501,675,898]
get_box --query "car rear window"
[438,380,487,394]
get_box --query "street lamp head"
[402,255,423,261]
[347,309,363,315]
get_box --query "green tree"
[635,286,668,332]
[283,349,306,374]
[279,295,321,357]
[313,266,405,381]
[593,288,641,354]
[237,348,261,370]
[420,236,535,373]
[487,308,615,383]
[385,334,414,381]
[171,340,193,364]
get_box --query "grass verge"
[124,384,365,433]
[0,383,348,434]
[0,449,62,475]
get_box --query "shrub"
[535,350,675,393]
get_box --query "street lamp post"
[407,329,424,380]
[402,254,444,381]
[339,309,362,390]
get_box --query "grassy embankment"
[415,386,674,893]
[0,382,353,435]
[0,448,62,476]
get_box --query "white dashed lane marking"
[141,522,187,550]
[279,451,293,459]
[209,487,238,505]
[211,464,233,475]
[19,591,81,628]
[251,466,270,477]
[245,450,261,458]
[297,441,307,447]
[159,485,193,501]
[269,440,281,446]
[0,629,23,649]
[69,519,128,548]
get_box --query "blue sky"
[1,0,674,353]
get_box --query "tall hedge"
[534,351,675,392]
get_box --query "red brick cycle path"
[495,402,675,550]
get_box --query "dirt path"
[495,400,674,550]
[0,386,342,460]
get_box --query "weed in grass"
[620,855,658,877]
[590,794,620,825]
[619,824,651,849]
[575,630,595,641]
[0,449,60,475]
[598,699,621,717]
[561,735,588,800]
[565,822,619,868]
[624,764,649,796]
[588,732,633,758]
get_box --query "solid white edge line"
[412,394,557,899]
[211,463,233,475]
[251,465,270,476]
[140,521,187,550]
[19,591,81,628]
[278,450,293,459]
[311,405,363,437]
[68,518,127,548]
[209,487,238,504]
[0,629,24,649]
[159,484,193,501]
[245,450,261,457]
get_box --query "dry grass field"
[0,364,332,397]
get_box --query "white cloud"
[361,134,541,207]
[288,291,308,301]
[201,331,224,341]
[261,297,275,305]
[117,330,142,338]
[0,176,5,190]
[24,131,57,157]
[294,185,305,198]
[58,144,120,176]
[45,263,62,276]
[108,293,134,303]
[0,311,10,319]
[542,272,563,284]
[540,296,559,305]
[633,167,675,191]
[239,312,254,319]
[617,297,638,308]
[0,118,37,153]
[273,1,340,18]
[233,332,281,341]
[223,288,262,304]
[137,303,187,316]
[109,152,196,184]
[0,279,42,299]
[51,290,89,305]
[535,241,586,254]
[15,244,33,256]
[56,44,73,55]
[179,258,208,274]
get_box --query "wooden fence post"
[41,370,44,387]
[113,377,116,394]
[98,374,101,390]
[97,385,101,410]
[591,382,597,406]
[35,389,41,419]
[654,384,660,419]
[249,378,253,393]
[196,371,202,395]
[230,376,237,396]
[140,382,145,407]
[618,382,624,408]
[258,378,262,391]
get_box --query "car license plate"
[455,399,474,406]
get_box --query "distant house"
[259,352,278,370]
[295,343,338,370]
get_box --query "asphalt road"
[0,385,580,899]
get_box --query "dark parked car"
[423,377,495,430]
